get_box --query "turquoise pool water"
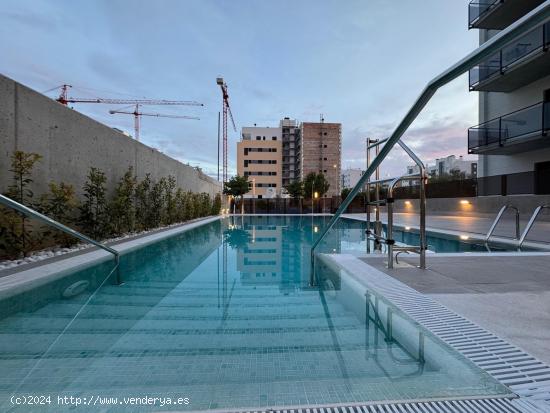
[0,216,509,412]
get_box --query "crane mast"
[216,78,236,184]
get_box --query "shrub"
[164,176,177,225]
[149,177,166,228]
[211,193,221,215]
[0,151,42,257]
[40,182,79,247]
[135,174,152,231]
[108,166,137,236]
[79,167,108,239]
[174,188,187,222]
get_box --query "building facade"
[300,121,342,197]
[406,155,477,178]
[341,168,364,189]
[238,126,282,198]
[280,118,301,188]
[467,0,550,195]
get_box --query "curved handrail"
[519,204,550,248]
[0,194,120,264]
[485,204,520,243]
[310,1,550,282]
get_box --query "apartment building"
[238,126,282,198]
[341,168,364,189]
[467,0,550,195]
[300,121,342,197]
[280,117,301,187]
[406,155,477,178]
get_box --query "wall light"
[459,235,470,240]
[460,200,471,205]
[314,226,319,233]
[404,201,412,206]
[405,226,411,230]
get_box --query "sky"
[0,0,480,180]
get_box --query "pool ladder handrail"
[519,204,550,248]
[485,204,520,244]
[309,1,550,284]
[0,194,121,279]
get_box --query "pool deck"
[341,212,550,367]
[360,253,550,367]
[343,212,550,245]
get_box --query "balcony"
[469,0,545,30]
[468,101,550,154]
[469,22,550,92]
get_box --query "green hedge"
[0,151,221,260]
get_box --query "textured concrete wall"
[0,74,221,200]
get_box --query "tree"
[41,182,79,247]
[0,151,42,257]
[223,175,250,214]
[341,187,352,200]
[135,173,152,231]
[284,180,304,199]
[79,167,108,239]
[211,193,222,215]
[303,172,330,199]
[108,166,137,236]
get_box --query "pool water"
[0,216,510,412]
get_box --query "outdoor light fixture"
[314,226,319,233]
[460,235,470,240]
[405,226,411,230]
[404,201,412,206]
[314,192,319,199]
[460,200,471,205]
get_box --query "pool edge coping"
[322,253,550,412]
[0,215,222,300]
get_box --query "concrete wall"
[0,74,221,200]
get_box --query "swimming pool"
[0,216,510,412]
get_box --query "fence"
[229,173,546,214]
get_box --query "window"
[324,157,327,161]
[324,144,327,148]
[256,136,261,140]
[245,148,277,153]
[272,136,277,140]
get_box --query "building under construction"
[238,117,342,198]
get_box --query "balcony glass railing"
[468,101,549,152]
[469,22,550,88]
[468,0,499,27]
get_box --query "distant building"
[406,155,477,179]
[238,126,282,198]
[341,168,364,189]
[467,0,550,195]
[300,121,342,197]
[280,118,301,187]
[238,118,342,198]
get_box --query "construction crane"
[54,84,203,140]
[109,105,200,141]
[216,77,236,184]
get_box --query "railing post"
[387,196,394,269]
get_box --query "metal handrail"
[310,1,550,283]
[0,194,120,266]
[485,204,520,243]
[519,204,550,248]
